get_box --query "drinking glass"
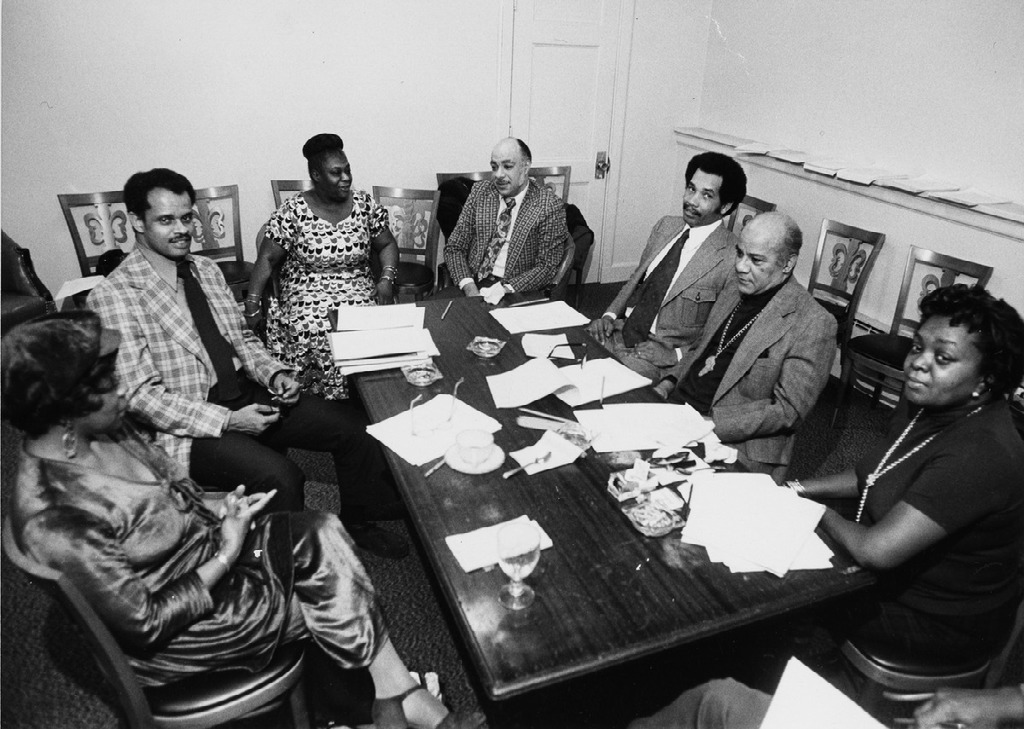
[497,521,541,610]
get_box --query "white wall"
[1,0,506,292]
[602,0,713,281]
[699,0,1024,200]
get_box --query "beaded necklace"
[697,304,765,378]
[856,404,984,523]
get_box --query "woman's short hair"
[919,284,1024,399]
[302,133,345,175]
[1,311,121,436]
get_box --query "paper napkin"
[445,515,553,572]
[510,431,584,474]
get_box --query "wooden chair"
[567,219,595,310]
[58,190,133,276]
[1,516,311,729]
[271,180,313,209]
[726,195,776,235]
[528,165,571,204]
[191,185,252,301]
[831,246,993,426]
[807,219,885,364]
[58,186,253,301]
[372,187,441,300]
[435,170,491,188]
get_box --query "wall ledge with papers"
[674,127,1024,242]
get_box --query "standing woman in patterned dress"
[246,134,399,399]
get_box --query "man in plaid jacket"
[443,137,568,298]
[88,168,408,559]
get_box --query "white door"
[500,0,633,284]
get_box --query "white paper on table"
[701,532,834,573]
[365,395,501,466]
[486,359,569,408]
[55,276,105,307]
[573,403,713,452]
[329,328,438,361]
[878,176,960,194]
[334,303,425,331]
[554,359,651,407]
[521,333,568,358]
[337,355,433,376]
[510,431,583,474]
[445,515,554,573]
[760,658,884,729]
[924,187,1012,207]
[680,473,826,577]
[489,301,589,334]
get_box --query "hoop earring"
[61,421,78,459]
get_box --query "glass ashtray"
[622,502,684,538]
[555,422,593,450]
[401,361,443,387]
[466,336,506,359]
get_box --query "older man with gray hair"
[655,212,836,481]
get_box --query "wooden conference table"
[351,297,872,701]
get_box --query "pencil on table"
[441,300,454,320]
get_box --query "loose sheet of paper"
[365,395,501,466]
[445,515,553,573]
[334,303,425,331]
[486,359,570,408]
[328,328,438,361]
[760,658,884,729]
[489,301,589,334]
[553,359,651,407]
[680,473,826,577]
[510,431,583,474]
[573,403,713,452]
[521,333,568,358]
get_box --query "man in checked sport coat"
[655,212,837,482]
[443,137,568,297]
[589,152,747,381]
[88,167,409,559]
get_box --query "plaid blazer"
[667,276,837,480]
[444,178,568,293]
[88,250,284,466]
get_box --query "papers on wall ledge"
[489,301,589,333]
[485,358,650,409]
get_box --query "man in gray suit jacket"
[589,153,747,380]
[654,212,837,482]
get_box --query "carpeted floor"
[2,283,1019,728]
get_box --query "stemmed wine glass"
[497,521,541,610]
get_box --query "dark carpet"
[2,283,1019,728]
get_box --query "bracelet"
[382,265,398,274]
[214,552,230,568]
[786,479,808,497]
[379,275,395,285]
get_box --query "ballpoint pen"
[424,456,446,477]
[440,300,454,320]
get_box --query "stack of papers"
[761,658,884,729]
[574,403,713,452]
[445,515,553,572]
[878,176,960,195]
[680,473,829,577]
[924,187,1012,207]
[835,167,907,185]
[485,358,650,408]
[489,301,589,334]
[365,394,501,465]
[733,141,771,155]
[802,157,851,176]
[766,148,808,164]
[329,304,439,374]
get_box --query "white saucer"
[444,444,505,475]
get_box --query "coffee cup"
[456,429,494,466]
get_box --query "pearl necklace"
[856,404,984,523]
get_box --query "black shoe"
[346,522,410,560]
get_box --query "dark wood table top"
[352,297,873,700]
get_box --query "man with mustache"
[654,212,836,482]
[442,137,568,300]
[88,168,410,560]
[589,152,746,380]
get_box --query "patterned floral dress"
[264,191,390,399]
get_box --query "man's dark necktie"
[478,197,517,280]
[177,260,241,401]
[621,229,690,347]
